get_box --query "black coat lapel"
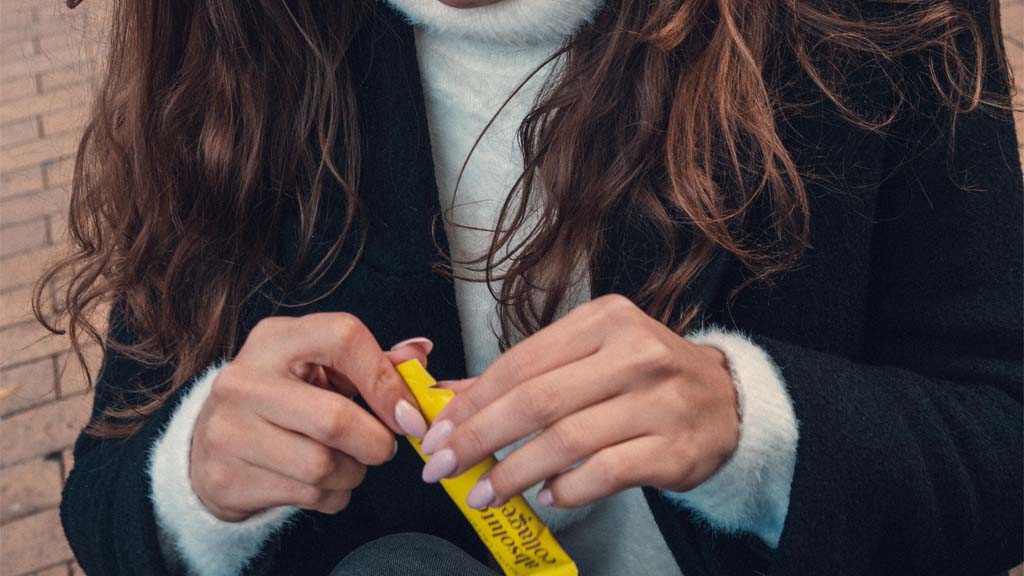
[274,4,468,381]
[308,7,492,564]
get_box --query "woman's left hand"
[418,294,741,509]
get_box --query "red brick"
[49,212,66,245]
[37,63,93,95]
[1003,3,1023,39]
[0,320,69,367]
[41,156,74,189]
[36,35,93,63]
[0,37,35,63]
[0,216,48,258]
[0,356,56,417]
[34,563,71,576]
[0,85,83,125]
[0,74,38,105]
[0,47,85,84]
[0,186,70,225]
[0,393,91,467]
[0,115,39,149]
[0,131,81,174]
[0,244,61,293]
[36,1,112,30]
[61,447,74,482]
[0,164,43,198]
[39,107,87,138]
[0,9,36,34]
[0,457,62,524]
[56,344,102,398]
[0,509,73,576]
[0,284,44,327]
[5,19,76,46]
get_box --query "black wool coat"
[60,2,1023,575]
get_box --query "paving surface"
[0,1,1021,575]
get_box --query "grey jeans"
[329,533,498,576]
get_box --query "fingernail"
[391,439,400,459]
[395,399,428,439]
[466,477,495,509]
[420,419,454,455]
[390,337,434,355]
[537,489,554,507]
[422,448,458,483]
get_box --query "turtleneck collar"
[384,0,606,46]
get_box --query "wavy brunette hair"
[37,0,1009,437]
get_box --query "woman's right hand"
[189,313,432,522]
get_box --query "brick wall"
[0,1,1021,575]
[1,2,107,574]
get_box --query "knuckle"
[337,491,352,510]
[598,294,635,319]
[200,415,233,455]
[209,365,242,401]
[546,419,587,457]
[296,485,324,508]
[487,464,518,497]
[550,486,580,509]
[372,355,398,394]
[317,406,351,444]
[444,394,478,424]
[623,335,671,373]
[640,341,676,374]
[502,351,530,384]
[523,384,561,425]
[251,317,287,341]
[330,313,363,346]
[364,436,394,466]
[452,423,486,461]
[302,448,336,484]
[204,461,234,494]
[342,464,368,490]
[320,491,352,514]
[594,453,629,489]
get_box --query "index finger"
[434,299,608,425]
[244,313,421,435]
[245,375,398,466]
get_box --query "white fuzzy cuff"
[663,328,799,548]
[148,361,300,576]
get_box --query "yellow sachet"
[395,359,578,576]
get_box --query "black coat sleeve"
[59,307,400,576]
[60,304,188,575]
[762,3,1023,574]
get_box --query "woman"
[44,0,1021,574]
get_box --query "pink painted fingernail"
[422,448,458,483]
[395,399,428,439]
[390,337,434,355]
[420,419,454,455]
[537,489,554,507]
[466,478,495,509]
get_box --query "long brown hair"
[37,0,1010,437]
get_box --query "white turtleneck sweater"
[147,2,800,575]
